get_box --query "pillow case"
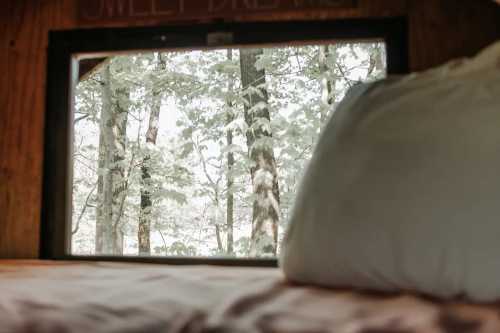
[280,41,500,302]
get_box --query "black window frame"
[42,17,408,267]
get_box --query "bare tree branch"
[72,183,98,235]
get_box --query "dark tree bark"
[239,48,280,257]
[226,49,235,255]
[215,224,224,253]
[139,53,166,256]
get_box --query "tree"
[318,45,337,123]
[239,48,280,256]
[95,64,113,255]
[94,59,130,255]
[110,68,130,255]
[138,53,166,256]
[71,42,387,257]
[225,49,235,255]
[366,43,385,78]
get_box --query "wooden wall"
[0,0,499,258]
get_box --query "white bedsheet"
[1,260,500,332]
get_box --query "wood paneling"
[76,0,359,24]
[0,0,498,258]
[409,0,500,71]
[225,0,406,23]
[1,0,69,258]
[2,2,43,258]
[0,1,11,258]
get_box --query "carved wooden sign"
[77,0,357,24]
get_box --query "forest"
[71,42,386,257]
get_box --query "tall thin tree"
[139,53,166,255]
[239,48,280,257]
[226,49,235,255]
[110,80,129,255]
[95,64,114,255]
[318,45,337,124]
[95,61,130,255]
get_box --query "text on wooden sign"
[78,0,357,22]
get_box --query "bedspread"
[1,260,499,333]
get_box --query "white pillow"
[280,41,500,302]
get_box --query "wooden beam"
[77,0,358,25]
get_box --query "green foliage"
[71,42,386,257]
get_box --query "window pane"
[71,42,387,258]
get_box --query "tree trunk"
[318,45,336,124]
[214,190,223,253]
[95,62,129,255]
[95,130,105,254]
[95,65,115,255]
[139,53,166,256]
[95,70,106,254]
[367,43,385,77]
[226,49,235,255]
[111,81,129,255]
[239,48,280,257]
[215,224,224,253]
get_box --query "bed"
[1,260,499,332]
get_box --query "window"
[43,19,408,265]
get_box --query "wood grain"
[409,0,500,71]
[0,0,67,258]
[0,0,11,258]
[0,0,498,258]
[76,0,359,24]
[2,1,43,258]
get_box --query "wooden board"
[0,1,11,258]
[0,0,72,258]
[71,0,407,28]
[409,0,500,71]
[77,0,358,24]
[0,0,499,258]
[1,1,49,258]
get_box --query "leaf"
[250,117,271,134]
[180,142,194,158]
[221,144,243,154]
[157,189,187,205]
[243,86,265,99]
[247,101,268,115]
[254,54,273,71]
